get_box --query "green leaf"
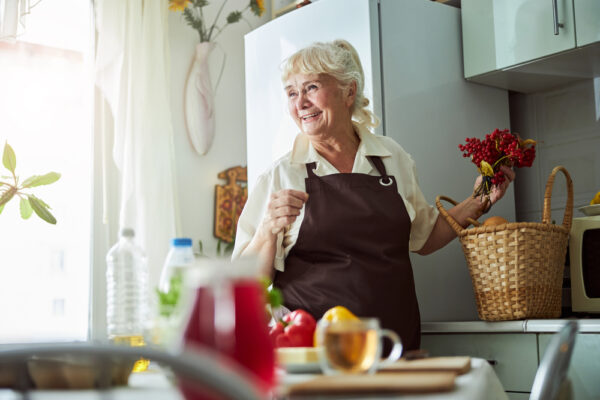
[0,187,16,207]
[259,277,284,309]
[156,273,183,317]
[33,196,50,209]
[21,172,61,188]
[268,288,283,309]
[28,195,57,224]
[2,142,16,173]
[226,11,242,24]
[260,277,272,290]
[0,204,4,215]
[183,7,204,36]
[20,197,33,219]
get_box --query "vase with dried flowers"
[169,0,265,156]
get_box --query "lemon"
[591,191,600,205]
[314,306,359,347]
[321,305,359,322]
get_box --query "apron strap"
[305,162,318,178]
[368,156,388,177]
[306,159,388,177]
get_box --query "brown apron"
[273,156,421,351]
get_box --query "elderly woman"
[232,39,514,351]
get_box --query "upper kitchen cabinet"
[575,0,600,46]
[462,0,600,93]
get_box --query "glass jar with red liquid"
[179,258,275,399]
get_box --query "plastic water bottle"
[156,238,195,347]
[158,237,195,294]
[106,227,149,371]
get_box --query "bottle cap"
[121,228,135,237]
[172,237,193,247]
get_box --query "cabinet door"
[462,0,576,77]
[492,0,575,69]
[421,333,538,393]
[538,333,600,400]
[575,0,600,47]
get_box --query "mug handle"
[378,329,403,367]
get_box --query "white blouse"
[232,125,439,272]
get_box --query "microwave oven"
[570,215,600,313]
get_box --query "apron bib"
[273,156,421,351]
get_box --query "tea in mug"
[323,327,378,373]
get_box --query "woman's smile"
[300,111,322,123]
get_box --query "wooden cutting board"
[286,372,456,395]
[379,356,472,375]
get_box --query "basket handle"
[435,195,480,235]
[542,165,573,231]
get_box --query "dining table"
[0,357,508,400]
[275,357,508,400]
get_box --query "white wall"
[167,1,270,257]
[510,79,600,223]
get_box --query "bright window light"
[0,0,93,343]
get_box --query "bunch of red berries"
[459,129,536,196]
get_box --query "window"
[0,0,93,343]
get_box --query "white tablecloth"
[0,358,507,400]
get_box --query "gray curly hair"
[281,39,380,132]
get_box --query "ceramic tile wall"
[510,78,600,223]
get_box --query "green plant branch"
[198,4,207,41]
[172,0,264,43]
[210,23,227,42]
[207,0,229,42]
[0,142,60,224]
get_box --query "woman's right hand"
[258,189,309,239]
[242,189,308,278]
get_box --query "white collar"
[290,124,391,166]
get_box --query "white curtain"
[95,0,179,289]
[0,0,37,41]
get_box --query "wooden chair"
[529,320,578,400]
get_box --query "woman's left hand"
[473,165,516,210]
[420,166,516,255]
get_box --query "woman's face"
[284,73,353,137]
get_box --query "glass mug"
[315,318,403,375]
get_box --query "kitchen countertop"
[422,319,600,333]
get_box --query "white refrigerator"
[244,0,514,321]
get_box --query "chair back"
[0,343,263,400]
[529,320,578,400]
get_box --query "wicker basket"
[436,166,573,321]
